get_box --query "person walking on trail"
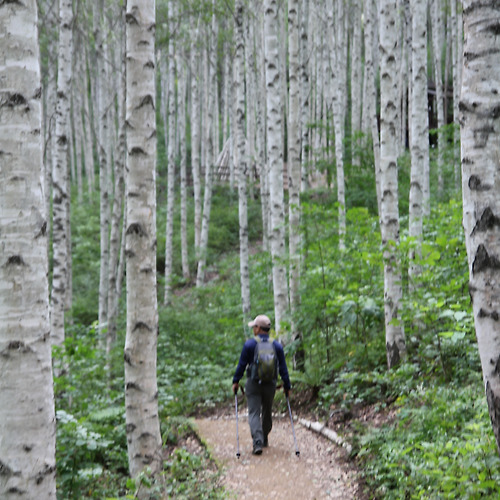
[232,314,292,455]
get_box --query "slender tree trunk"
[461,0,500,457]
[124,0,162,478]
[379,0,406,368]
[289,0,302,336]
[83,46,96,195]
[364,0,382,216]
[197,7,218,286]
[300,0,310,192]
[190,23,202,250]
[41,0,57,241]
[265,0,288,334]
[178,57,190,281]
[164,1,177,305]
[350,0,363,143]
[451,0,463,188]
[107,0,126,357]
[431,0,445,198]
[327,0,347,249]
[0,3,57,497]
[51,0,74,348]
[234,0,251,317]
[95,1,111,344]
[255,8,270,251]
[408,0,429,284]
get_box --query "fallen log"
[299,419,352,454]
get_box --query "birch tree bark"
[51,0,74,348]
[350,0,363,141]
[164,0,176,305]
[124,0,162,478]
[430,0,445,197]
[460,0,500,456]
[408,0,429,283]
[379,0,406,368]
[94,1,111,344]
[178,57,190,281]
[364,0,381,216]
[255,8,270,251]
[327,0,347,249]
[107,0,126,356]
[234,0,251,317]
[300,0,310,192]
[288,0,302,332]
[265,0,288,333]
[83,46,95,195]
[190,21,202,250]
[40,0,57,238]
[0,2,56,496]
[197,7,218,286]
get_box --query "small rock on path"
[195,412,360,499]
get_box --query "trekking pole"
[235,392,241,458]
[286,396,300,457]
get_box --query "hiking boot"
[252,442,263,455]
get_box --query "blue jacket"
[233,334,291,390]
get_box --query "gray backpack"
[251,337,277,383]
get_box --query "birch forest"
[3,0,500,497]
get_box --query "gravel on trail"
[195,409,362,499]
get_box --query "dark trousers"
[245,378,276,446]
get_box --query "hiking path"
[194,406,362,499]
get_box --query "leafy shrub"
[358,382,500,499]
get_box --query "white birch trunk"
[460,0,500,456]
[379,0,406,368]
[408,0,429,282]
[72,45,84,202]
[95,3,111,343]
[124,0,162,478]
[178,58,190,281]
[451,0,463,187]
[364,0,382,216]
[197,8,218,286]
[164,1,176,305]
[431,0,445,197]
[190,22,202,250]
[328,0,347,249]
[51,0,74,347]
[42,0,57,241]
[288,0,302,328]
[83,46,96,195]
[300,0,310,192]
[400,0,411,154]
[265,0,288,334]
[0,4,57,497]
[234,0,251,317]
[255,8,270,251]
[107,1,126,355]
[350,0,363,139]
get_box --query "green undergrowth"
[357,378,500,499]
[57,180,500,499]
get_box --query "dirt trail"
[195,409,361,499]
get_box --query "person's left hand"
[232,383,239,395]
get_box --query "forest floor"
[192,399,368,499]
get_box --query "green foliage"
[70,192,101,325]
[54,325,127,499]
[61,126,496,499]
[358,382,500,499]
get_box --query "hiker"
[232,314,292,455]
